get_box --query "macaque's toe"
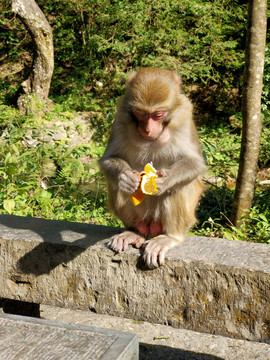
[108,236,125,252]
[134,237,146,248]
[108,231,145,253]
[142,235,178,268]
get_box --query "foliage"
[0,0,269,244]
[0,0,250,118]
[262,45,270,113]
[193,182,270,244]
[0,104,121,226]
[199,123,241,178]
[193,120,270,244]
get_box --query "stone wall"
[0,214,269,343]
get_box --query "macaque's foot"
[108,231,145,253]
[142,235,179,268]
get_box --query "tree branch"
[11,0,54,111]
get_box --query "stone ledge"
[0,214,269,343]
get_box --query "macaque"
[99,68,206,268]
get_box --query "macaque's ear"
[172,72,182,87]
[126,71,137,84]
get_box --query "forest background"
[0,0,269,243]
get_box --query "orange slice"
[130,162,158,205]
[140,162,157,177]
[141,174,158,195]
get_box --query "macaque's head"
[125,68,182,140]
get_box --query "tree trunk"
[230,0,267,227]
[11,0,54,112]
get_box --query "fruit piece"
[140,162,158,195]
[130,163,158,205]
[130,188,145,206]
[140,162,157,177]
[141,173,158,195]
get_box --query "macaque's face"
[133,109,168,140]
[126,68,181,141]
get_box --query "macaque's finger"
[109,234,127,252]
[156,170,165,177]
[120,170,138,185]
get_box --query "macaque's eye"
[152,111,168,121]
[133,110,168,122]
[133,110,148,122]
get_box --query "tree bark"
[230,0,267,227]
[11,0,54,112]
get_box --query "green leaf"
[3,199,15,214]
[41,190,52,200]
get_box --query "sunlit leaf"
[3,199,15,214]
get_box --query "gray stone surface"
[40,304,270,360]
[0,313,138,360]
[0,214,269,343]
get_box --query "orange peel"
[130,163,158,206]
[130,188,145,206]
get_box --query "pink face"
[133,109,168,140]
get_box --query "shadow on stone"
[0,299,40,318]
[0,214,120,276]
[17,242,86,276]
[139,343,224,360]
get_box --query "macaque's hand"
[155,170,171,195]
[118,169,140,194]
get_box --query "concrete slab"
[0,313,138,360]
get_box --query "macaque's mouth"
[143,134,156,140]
[140,133,158,140]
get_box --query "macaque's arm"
[156,153,206,195]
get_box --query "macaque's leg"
[142,234,184,268]
[108,231,145,253]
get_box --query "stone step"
[0,313,138,360]
[40,305,270,360]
